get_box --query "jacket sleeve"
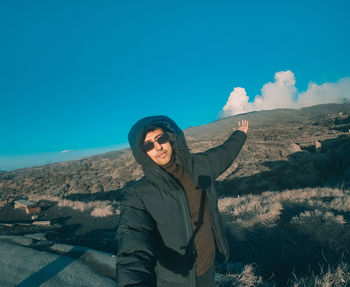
[116,189,157,287]
[199,130,247,179]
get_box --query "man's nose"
[154,141,162,151]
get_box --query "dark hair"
[144,124,166,135]
[143,123,175,148]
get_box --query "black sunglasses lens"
[143,134,170,152]
[157,134,169,144]
[143,142,154,152]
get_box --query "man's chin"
[158,157,171,166]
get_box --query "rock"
[290,143,302,153]
[0,198,7,207]
[32,220,51,226]
[0,235,33,246]
[68,184,90,195]
[24,233,47,241]
[90,183,104,194]
[51,243,85,253]
[315,140,322,152]
[0,223,14,227]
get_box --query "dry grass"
[216,264,263,287]
[215,262,350,287]
[218,187,350,285]
[28,193,61,202]
[291,209,350,253]
[56,199,120,217]
[289,262,350,287]
[90,205,114,217]
[26,193,120,217]
[219,194,283,228]
[218,187,350,247]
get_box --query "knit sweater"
[163,156,216,276]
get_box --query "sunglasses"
[143,133,170,152]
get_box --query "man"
[116,115,248,286]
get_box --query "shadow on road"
[16,246,87,287]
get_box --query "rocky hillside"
[1,103,350,200]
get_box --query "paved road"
[0,235,115,287]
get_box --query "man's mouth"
[157,151,167,158]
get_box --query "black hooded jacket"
[116,116,247,287]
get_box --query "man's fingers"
[233,120,249,132]
[239,120,247,126]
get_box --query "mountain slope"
[0,103,350,200]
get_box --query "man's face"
[144,128,173,166]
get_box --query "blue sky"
[1,0,349,171]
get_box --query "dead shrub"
[290,262,350,287]
[215,264,263,287]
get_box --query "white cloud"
[220,70,350,117]
[221,87,254,117]
[60,150,72,153]
[297,77,350,107]
[259,70,297,109]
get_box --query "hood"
[128,115,192,177]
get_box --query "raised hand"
[232,120,249,134]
